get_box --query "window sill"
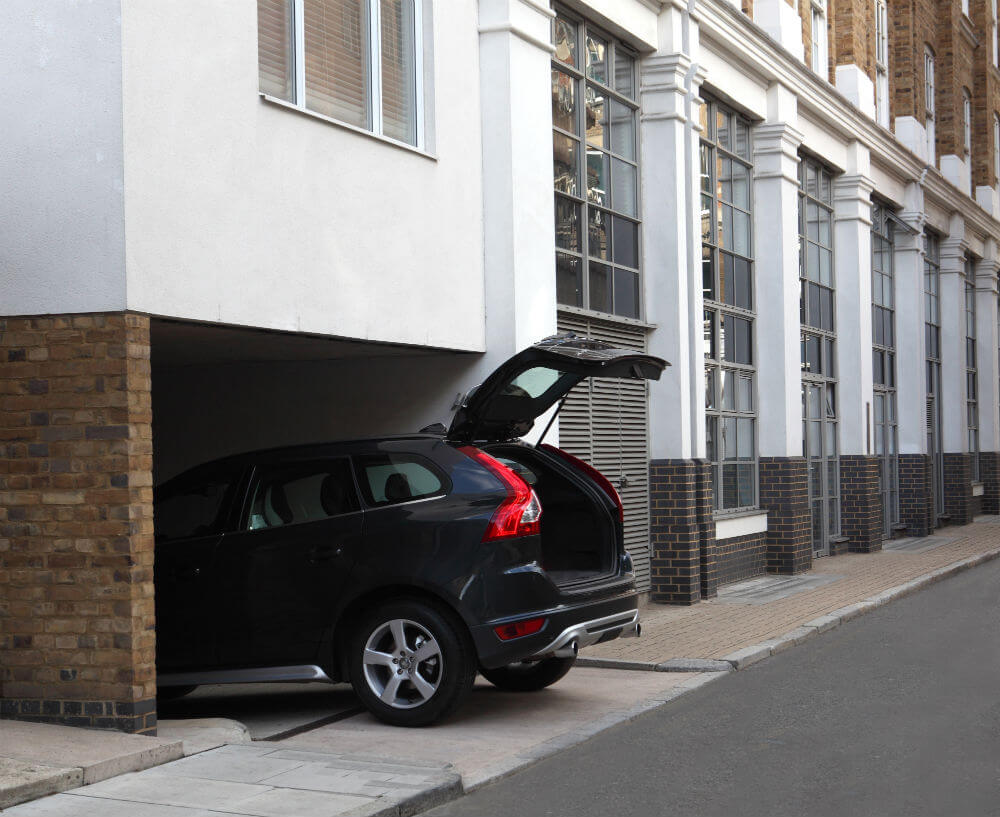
[259,94,437,161]
[713,509,768,540]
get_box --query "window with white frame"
[257,0,425,148]
[994,113,1000,185]
[811,0,828,78]
[875,0,889,127]
[963,88,972,155]
[963,0,970,17]
[925,48,936,163]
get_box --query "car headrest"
[384,472,412,503]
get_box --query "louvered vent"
[556,315,652,591]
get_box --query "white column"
[975,245,1000,454]
[896,185,928,456]
[940,216,970,453]
[753,85,803,459]
[477,0,557,358]
[831,143,875,456]
[644,2,704,460]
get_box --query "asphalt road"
[426,557,1000,817]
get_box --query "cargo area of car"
[486,443,617,587]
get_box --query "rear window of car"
[354,454,448,507]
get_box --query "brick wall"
[899,453,934,536]
[714,531,766,586]
[649,460,705,605]
[830,0,875,81]
[758,457,812,574]
[0,313,157,733]
[980,451,1000,513]
[942,451,973,526]
[840,454,883,553]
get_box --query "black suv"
[154,336,666,725]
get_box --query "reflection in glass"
[551,69,577,133]
[589,263,612,313]
[556,254,582,306]
[553,133,578,195]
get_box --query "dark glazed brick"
[62,701,82,715]
[839,455,883,553]
[758,457,811,574]
[42,700,61,715]
[83,701,104,716]
[7,349,26,362]
[980,452,1000,515]
[899,454,934,536]
[649,459,710,605]
[713,531,766,585]
[943,453,973,526]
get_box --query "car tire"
[348,599,476,727]
[156,684,198,701]
[479,656,576,692]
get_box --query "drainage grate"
[715,573,844,605]
[882,535,956,554]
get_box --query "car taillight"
[539,443,624,523]
[458,446,543,541]
[494,617,546,640]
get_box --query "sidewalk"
[2,518,998,816]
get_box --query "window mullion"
[413,0,424,149]
[293,0,306,106]
[369,0,383,136]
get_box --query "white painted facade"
[5,0,1000,562]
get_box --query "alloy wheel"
[361,618,443,709]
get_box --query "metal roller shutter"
[556,314,652,592]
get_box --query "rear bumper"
[470,586,640,669]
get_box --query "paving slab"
[0,758,82,811]
[156,718,253,757]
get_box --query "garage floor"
[156,682,362,741]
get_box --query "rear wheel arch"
[328,585,474,680]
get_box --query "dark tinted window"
[355,454,447,506]
[247,459,359,530]
[155,469,238,542]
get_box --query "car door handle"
[308,545,342,562]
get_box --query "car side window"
[354,454,447,507]
[154,471,237,542]
[247,459,359,530]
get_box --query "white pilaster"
[832,143,875,456]
[896,185,928,456]
[940,155,971,196]
[940,216,970,453]
[478,0,557,357]
[754,84,803,458]
[975,244,1000,454]
[754,0,806,62]
[893,117,929,163]
[975,185,1000,216]
[644,1,704,460]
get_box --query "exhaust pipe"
[553,640,578,658]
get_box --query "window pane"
[721,370,736,410]
[731,162,750,209]
[587,152,610,207]
[609,99,636,159]
[585,86,606,148]
[588,208,609,259]
[722,463,739,508]
[585,32,607,84]
[704,310,717,359]
[612,216,638,268]
[258,0,294,101]
[380,0,417,144]
[737,375,753,411]
[613,269,639,318]
[304,0,369,128]
[734,119,750,160]
[556,253,582,306]
[248,460,360,529]
[589,262,612,313]
[555,197,580,251]
[722,315,752,364]
[722,417,738,460]
[706,370,716,410]
[155,474,235,542]
[613,50,634,97]
[552,69,578,134]
[357,454,445,506]
[612,158,638,217]
[553,133,579,195]
[738,463,755,506]
[552,16,577,67]
[737,418,753,459]
[702,245,716,300]
[733,211,750,257]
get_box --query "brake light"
[540,443,624,523]
[458,446,543,541]
[494,617,546,640]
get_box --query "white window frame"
[962,0,970,17]
[267,0,426,150]
[963,89,972,156]
[925,48,936,163]
[811,0,828,78]
[994,113,1000,185]
[875,0,889,127]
